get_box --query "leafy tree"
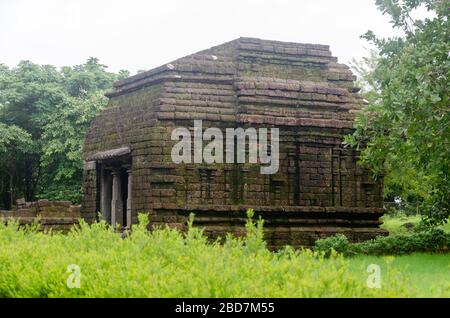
[38,91,109,202]
[0,59,129,207]
[350,50,431,214]
[0,123,34,208]
[62,57,129,97]
[350,48,381,105]
[346,0,449,225]
[0,61,65,202]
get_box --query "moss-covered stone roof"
[102,37,364,130]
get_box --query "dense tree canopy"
[0,58,129,208]
[346,0,449,225]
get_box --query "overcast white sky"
[0,0,421,74]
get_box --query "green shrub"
[313,234,352,257]
[0,212,431,297]
[315,229,450,257]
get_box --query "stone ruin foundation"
[0,199,81,231]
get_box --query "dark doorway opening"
[93,150,131,229]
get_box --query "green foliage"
[0,123,36,209]
[314,234,351,257]
[0,59,128,207]
[381,213,450,234]
[37,91,109,202]
[314,228,450,257]
[345,0,450,225]
[347,253,450,297]
[62,57,125,97]
[244,208,266,252]
[0,213,440,297]
[0,123,33,154]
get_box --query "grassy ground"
[355,214,450,297]
[347,253,450,297]
[381,214,450,235]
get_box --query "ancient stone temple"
[82,37,386,248]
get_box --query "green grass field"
[356,215,450,297]
[348,253,450,297]
[0,214,448,298]
[381,214,450,235]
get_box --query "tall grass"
[0,212,444,297]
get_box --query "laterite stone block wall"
[82,38,387,248]
[0,200,81,231]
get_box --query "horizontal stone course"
[1,200,81,231]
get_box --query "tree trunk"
[9,173,13,209]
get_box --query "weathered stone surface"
[0,200,81,231]
[82,37,386,248]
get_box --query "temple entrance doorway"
[92,147,132,229]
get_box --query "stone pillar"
[126,169,132,228]
[111,169,122,227]
[100,168,112,222]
